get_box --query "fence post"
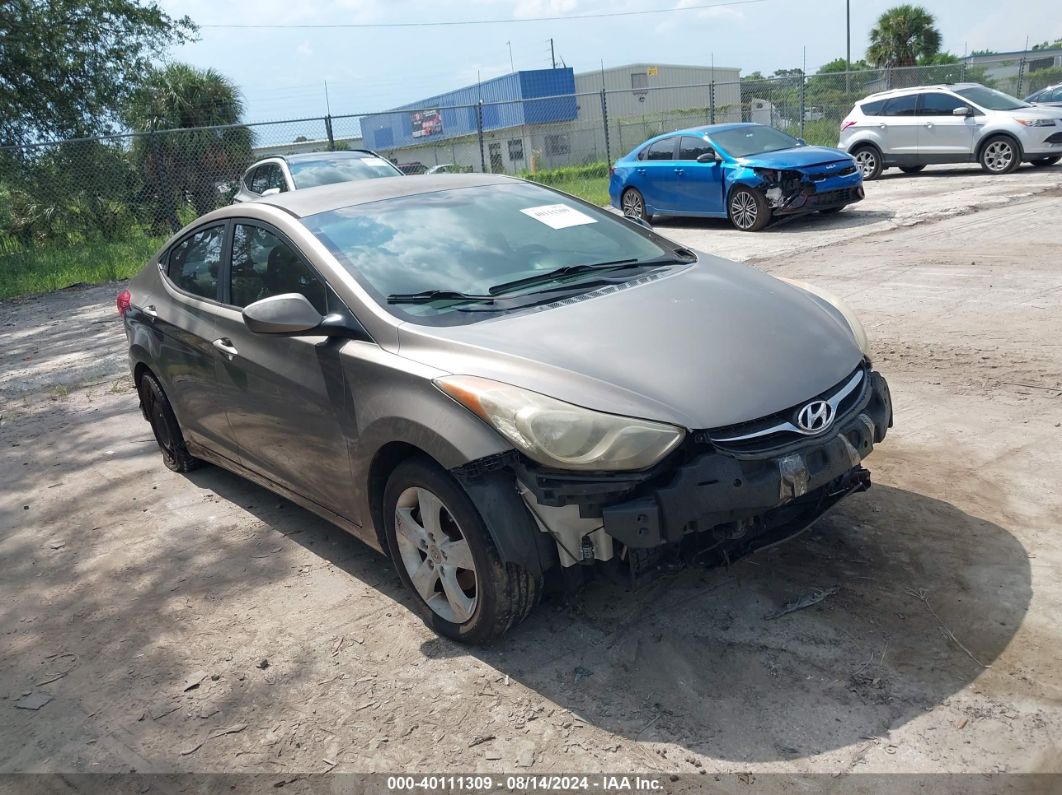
[1016,53,1027,97]
[325,115,335,151]
[709,81,716,124]
[476,101,486,173]
[599,89,611,165]
[798,74,806,139]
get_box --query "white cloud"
[512,0,579,20]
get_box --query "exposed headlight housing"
[435,375,685,471]
[1016,118,1056,127]
[778,277,869,354]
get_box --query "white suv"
[838,83,1062,179]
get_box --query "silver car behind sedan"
[119,175,892,643]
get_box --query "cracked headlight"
[435,375,685,471]
[778,277,869,355]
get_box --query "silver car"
[839,82,1062,178]
[233,151,402,203]
[118,175,893,643]
[1026,83,1062,109]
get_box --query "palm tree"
[866,5,942,68]
[126,64,254,230]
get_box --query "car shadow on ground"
[652,207,896,235]
[180,467,1029,764]
[422,483,1030,762]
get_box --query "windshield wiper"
[488,254,690,296]
[387,289,495,305]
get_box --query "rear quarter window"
[859,99,887,116]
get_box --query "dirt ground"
[1,163,1061,778]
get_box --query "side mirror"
[696,149,719,163]
[953,106,972,116]
[796,137,807,146]
[260,187,281,196]
[243,293,367,339]
[243,294,323,335]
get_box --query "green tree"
[126,64,254,231]
[866,5,942,67]
[0,0,195,146]
[816,57,871,73]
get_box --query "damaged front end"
[752,162,864,216]
[456,364,892,590]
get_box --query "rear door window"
[918,92,974,115]
[882,94,919,116]
[644,138,676,160]
[166,225,225,301]
[249,167,269,194]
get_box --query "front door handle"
[674,168,685,175]
[212,338,239,359]
[143,304,158,318]
[636,167,647,175]
[925,122,934,128]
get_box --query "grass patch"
[0,233,166,300]
[521,163,612,207]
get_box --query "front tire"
[852,145,884,180]
[621,187,652,223]
[979,135,1021,174]
[382,457,541,644]
[138,371,201,473]
[728,186,770,232]
[1031,156,1060,167]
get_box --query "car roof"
[859,83,982,102]
[257,173,518,218]
[636,123,763,148]
[281,150,382,163]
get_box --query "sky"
[158,0,1062,122]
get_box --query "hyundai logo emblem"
[796,400,834,432]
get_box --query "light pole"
[845,0,851,93]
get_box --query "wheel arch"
[976,131,1023,162]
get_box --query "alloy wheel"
[854,149,877,178]
[730,191,758,230]
[394,486,478,624]
[621,190,643,218]
[983,140,1014,172]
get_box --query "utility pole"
[845,0,851,93]
[550,38,556,69]
[507,41,515,73]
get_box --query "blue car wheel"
[728,187,770,232]
[621,188,652,223]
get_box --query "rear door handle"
[142,304,158,318]
[674,168,685,175]
[924,122,934,128]
[212,338,239,359]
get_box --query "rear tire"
[382,457,541,644]
[621,187,652,223]
[1031,156,1060,167]
[137,371,201,473]
[852,145,883,180]
[728,186,770,232]
[899,165,925,174]
[979,135,1021,174]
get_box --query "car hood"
[996,105,1062,120]
[736,146,852,169]
[395,255,864,430]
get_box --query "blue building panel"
[362,68,576,150]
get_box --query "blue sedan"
[609,123,864,232]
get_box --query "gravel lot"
[1,163,1061,777]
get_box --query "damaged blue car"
[609,122,864,231]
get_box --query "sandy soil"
[1,163,1061,777]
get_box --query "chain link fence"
[3,59,1060,265]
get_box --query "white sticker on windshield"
[520,204,598,229]
[361,156,390,167]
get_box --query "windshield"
[954,86,1030,111]
[303,182,673,324]
[288,155,402,188]
[710,125,801,158]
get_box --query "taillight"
[840,120,857,131]
[116,289,131,316]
